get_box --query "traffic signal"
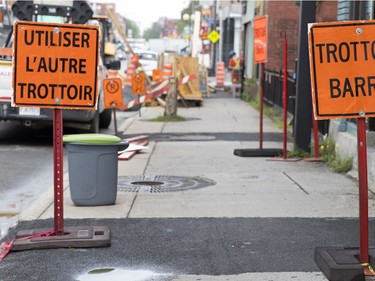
[70,1,94,24]
[11,0,93,24]
[11,1,34,21]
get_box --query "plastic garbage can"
[63,134,129,206]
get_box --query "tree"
[178,0,201,37]
[125,18,140,38]
[143,22,162,39]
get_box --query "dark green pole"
[293,0,316,152]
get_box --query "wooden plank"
[176,57,202,101]
[125,135,149,143]
[177,58,195,94]
[118,140,149,161]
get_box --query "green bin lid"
[63,134,121,144]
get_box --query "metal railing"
[263,69,296,115]
[262,68,329,136]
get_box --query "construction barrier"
[216,61,225,87]
[162,63,173,79]
[119,79,169,111]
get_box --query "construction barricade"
[216,61,225,88]
[162,63,173,79]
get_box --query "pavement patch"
[0,217,371,281]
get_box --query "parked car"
[133,49,158,78]
[0,1,121,133]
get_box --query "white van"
[133,49,158,78]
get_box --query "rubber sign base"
[315,246,375,281]
[11,226,110,251]
[233,148,283,158]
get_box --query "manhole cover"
[118,175,216,193]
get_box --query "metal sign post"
[357,117,369,264]
[8,21,111,252]
[53,108,64,235]
[103,77,123,136]
[282,34,288,160]
[132,73,146,117]
[308,20,375,279]
[234,16,283,158]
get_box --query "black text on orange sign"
[13,22,99,108]
[313,41,375,98]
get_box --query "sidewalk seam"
[126,137,158,218]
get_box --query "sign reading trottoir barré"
[12,21,99,109]
[308,20,375,119]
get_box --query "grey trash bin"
[63,134,129,206]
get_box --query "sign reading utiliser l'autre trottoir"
[12,21,99,109]
[308,20,375,120]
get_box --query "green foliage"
[242,78,257,103]
[180,0,202,19]
[143,22,162,40]
[319,137,352,173]
[249,98,287,130]
[319,137,336,163]
[249,99,352,170]
[287,149,310,159]
[330,157,353,173]
[125,19,140,38]
[178,0,202,37]
[149,115,185,122]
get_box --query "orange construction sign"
[12,21,99,109]
[152,69,163,82]
[131,73,146,95]
[103,78,123,108]
[254,16,267,64]
[309,20,375,119]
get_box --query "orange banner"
[254,16,267,64]
[12,21,99,109]
[309,20,375,119]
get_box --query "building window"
[242,1,247,15]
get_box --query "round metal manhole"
[118,175,216,193]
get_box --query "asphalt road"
[0,124,55,213]
[0,115,122,236]
[0,111,127,218]
[0,217,369,281]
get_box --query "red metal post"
[259,63,264,149]
[283,34,288,159]
[357,117,369,264]
[53,109,64,235]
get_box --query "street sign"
[12,21,99,109]
[152,69,163,82]
[308,20,375,119]
[208,30,220,44]
[131,73,146,95]
[103,78,123,108]
[254,16,267,64]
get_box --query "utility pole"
[293,0,316,152]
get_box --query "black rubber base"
[314,246,375,281]
[233,148,283,157]
[11,226,111,251]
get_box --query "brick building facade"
[263,0,337,74]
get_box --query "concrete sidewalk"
[1,91,373,281]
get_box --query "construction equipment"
[0,0,121,132]
[102,4,152,86]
